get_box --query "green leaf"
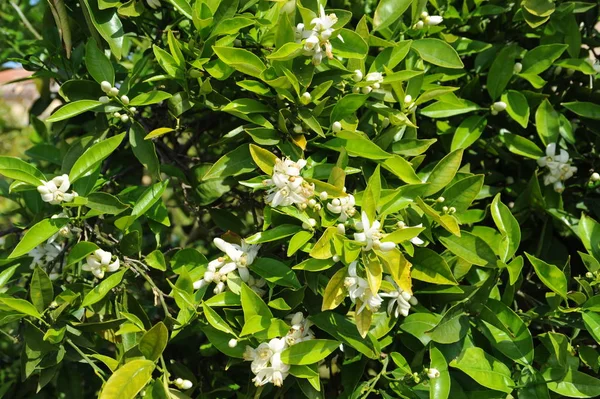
[47,100,103,122]
[491,194,521,262]
[287,231,313,256]
[323,135,391,160]
[267,42,303,61]
[144,127,175,140]
[81,269,127,307]
[499,132,544,159]
[203,144,255,180]
[241,282,272,320]
[0,265,19,289]
[87,192,129,215]
[420,99,481,118]
[411,39,464,69]
[165,0,192,18]
[9,218,69,259]
[451,115,487,151]
[67,242,100,266]
[30,266,54,313]
[430,346,450,399]
[310,312,378,359]
[246,224,302,244]
[563,102,600,120]
[424,149,463,196]
[535,99,560,146]
[130,180,169,221]
[280,339,339,365]
[400,313,440,346]
[373,0,413,31]
[138,322,168,361]
[582,311,600,344]
[69,133,126,182]
[382,155,422,184]
[330,29,369,59]
[129,123,160,181]
[249,258,301,289]
[478,298,534,365]
[0,156,46,186]
[487,45,518,100]
[129,91,172,106]
[362,165,381,222]
[153,45,183,79]
[450,347,514,393]
[249,144,277,175]
[439,231,498,267]
[579,215,600,261]
[428,304,469,344]
[543,368,600,398]
[441,175,484,212]
[525,253,567,299]
[85,40,114,85]
[213,46,266,78]
[410,248,458,285]
[0,297,41,319]
[322,267,348,311]
[145,250,166,271]
[522,0,555,17]
[82,0,124,59]
[502,90,530,128]
[98,359,155,399]
[203,304,237,335]
[521,44,567,75]
[330,94,368,124]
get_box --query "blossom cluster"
[537,143,577,192]
[193,238,266,295]
[243,313,314,386]
[37,175,78,205]
[295,6,339,65]
[264,157,314,208]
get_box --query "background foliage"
[1,0,600,398]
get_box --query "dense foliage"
[1,0,600,398]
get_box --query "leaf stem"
[66,338,107,382]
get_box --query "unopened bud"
[99,96,110,104]
[308,199,317,207]
[228,339,238,347]
[293,124,303,134]
[492,101,507,112]
[404,94,412,104]
[352,86,360,94]
[120,95,130,105]
[414,20,424,29]
[108,87,119,97]
[320,191,328,200]
[120,114,130,123]
[332,121,342,132]
[513,62,523,74]
[130,107,137,113]
[300,92,312,104]
[308,218,317,227]
[352,70,363,82]
[506,176,515,185]
[442,206,449,213]
[337,223,345,234]
[591,172,600,182]
[586,272,594,278]
[100,81,112,93]
[113,112,121,118]
[436,196,445,203]
[332,255,340,262]
[361,86,372,94]
[180,380,193,390]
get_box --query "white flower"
[326,194,356,222]
[537,144,577,192]
[83,249,120,279]
[344,261,383,314]
[37,175,78,205]
[425,15,443,26]
[28,242,62,268]
[353,211,395,251]
[244,338,290,387]
[193,238,261,290]
[427,368,440,379]
[296,5,340,65]
[285,312,315,345]
[265,157,314,208]
[380,276,416,318]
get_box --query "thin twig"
[66,338,107,382]
[9,1,42,40]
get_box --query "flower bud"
[506,176,515,185]
[382,117,390,128]
[108,87,119,97]
[591,172,600,182]
[352,69,363,82]
[352,86,360,94]
[300,91,312,105]
[372,82,380,89]
[175,378,183,385]
[586,272,594,278]
[228,339,238,348]
[308,199,317,207]
[130,107,137,112]
[302,222,311,230]
[314,204,322,211]
[99,96,110,104]
[436,196,445,203]
[427,368,440,379]
[100,81,112,93]
[113,112,121,118]
[332,255,340,262]
[554,66,563,76]
[308,218,317,227]
[492,101,507,112]
[293,124,303,134]
[414,20,424,29]
[361,86,372,94]
[404,94,413,104]
[320,191,328,200]
[491,109,499,116]
[397,220,406,228]
[513,62,523,73]
[427,15,443,26]
[442,206,449,213]
[120,95,130,105]
[337,223,346,234]
[332,121,342,132]
[120,114,130,123]
[421,11,429,18]
[180,380,193,390]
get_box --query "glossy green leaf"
[203,144,255,180]
[280,339,339,365]
[502,90,530,128]
[138,322,168,361]
[47,100,103,122]
[9,218,69,259]
[30,266,54,312]
[535,99,560,146]
[213,46,266,78]
[69,133,126,182]
[563,102,600,120]
[525,253,567,299]
[450,347,514,393]
[85,40,114,85]
[249,258,301,288]
[82,0,124,59]
[0,156,46,186]
[410,248,458,285]
[411,39,464,69]
[98,359,155,399]
[424,149,463,196]
[451,115,486,151]
[81,269,127,307]
[373,0,413,31]
[491,194,521,261]
[543,368,600,398]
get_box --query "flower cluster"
[413,11,443,29]
[29,242,62,269]
[295,5,338,65]
[352,71,384,94]
[193,238,262,294]
[244,313,314,386]
[537,143,577,192]
[83,249,120,279]
[327,194,357,222]
[37,175,78,205]
[354,212,396,252]
[380,277,417,318]
[345,261,383,314]
[173,378,193,390]
[264,157,314,208]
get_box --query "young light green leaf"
[0,156,46,186]
[411,39,464,69]
[81,269,127,307]
[525,253,567,299]
[491,194,521,261]
[535,99,560,146]
[69,133,126,182]
[47,100,103,122]
[424,149,464,196]
[138,322,169,361]
[280,339,339,365]
[98,359,155,399]
[213,46,266,78]
[451,115,487,151]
